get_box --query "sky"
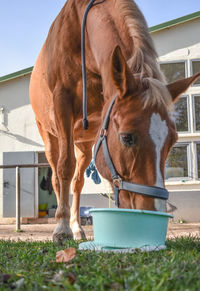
[0,0,199,77]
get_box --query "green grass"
[0,237,200,291]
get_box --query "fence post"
[16,166,20,231]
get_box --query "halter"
[93,95,169,207]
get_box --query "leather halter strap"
[93,95,169,207]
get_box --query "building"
[0,11,200,221]
[150,11,200,221]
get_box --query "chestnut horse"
[30,0,199,242]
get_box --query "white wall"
[151,18,200,59]
[0,75,44,153]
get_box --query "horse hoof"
[53,221,73,244]
[70,222,86,240]
[73,228,86,240]
[53,232,73,244]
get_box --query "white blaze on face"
[149,113,168,212]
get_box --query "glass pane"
[192,61,200,85]
[194,96,200,131]
[165,145,188,179]
[174,97,188,132]
[197,144,200,179]
[160,62,185,83]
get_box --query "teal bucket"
[79,208,173,252]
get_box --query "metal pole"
[16,166,20,231]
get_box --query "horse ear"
[111,45,134,97]
[167,73,200,103]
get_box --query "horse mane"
[114,0,171,108]
[115,0,164,80]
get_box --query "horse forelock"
[114,0,165,83]
[142,78,173,111]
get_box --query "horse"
[29,0,200,243]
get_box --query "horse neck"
[83,0,164,100]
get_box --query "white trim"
[188,142,193,180]
[192,94,200,132]
[188,94,193,133]
[195,142,200,180]
[191,141,197,181]
[190,59,200,87]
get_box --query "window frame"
[174,95,190,133]
[195,142,200,180]
[192,94,200,132]
[159,60,187,83]
[165,142,192,181]
[190,59,200,87]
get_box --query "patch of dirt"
[0,224,93,241]
[0,223,200,242]
[167,222,200,239]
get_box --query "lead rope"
[81,0,105,129]
[81,0,97,130]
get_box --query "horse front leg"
[70,141,93,240]
[53,142,76,243]
[52,89,76,243]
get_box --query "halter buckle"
[113,176,122,188]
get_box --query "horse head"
[95,46,200,211]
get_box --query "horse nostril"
[120,133,137,147]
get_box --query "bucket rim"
[89,208,173,218]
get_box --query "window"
[165,144,189,179]
[196,144,200,179]
[174,96,189,132]
[191,60,200,85]
[160,62,186,83]
[160,60,200,183]
[194,95,200,131]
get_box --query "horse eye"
[119,133,137,147]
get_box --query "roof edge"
[0,66,33,83]
[149,11,200,33]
